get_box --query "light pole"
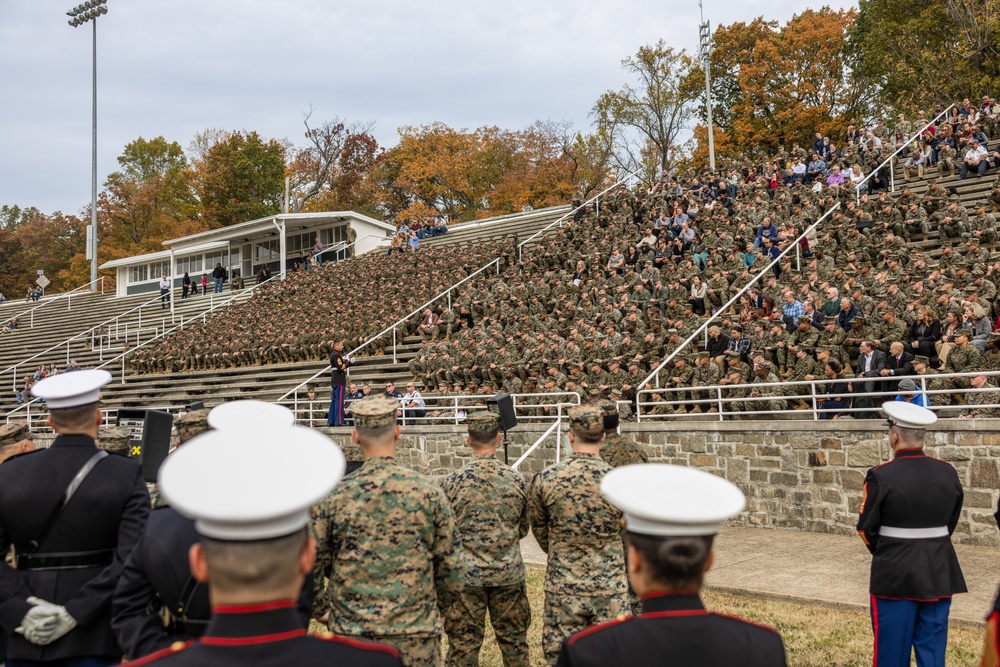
[698,1,715,173]
[67,0,108,292]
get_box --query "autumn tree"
[101,136,197,254]
[849,0,1000,109]
[194,130,285,228]
[687,9,876,162]
[593,41,698,179]
[0,226,27,297]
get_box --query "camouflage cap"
[174,409,211,445]
[913,355,931,365]
[594,399,618,418]
[97,426,133,455]
[797,315,812,325]
[568,404,605,431]
[466,411,501,433]
[351,396,399,429]
[0,422,30,448]
[964,284,979,293]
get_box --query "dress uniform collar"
[640,591,707,615]
[201,601,305,645]
[50,433,98,449]
[893,448,926,459]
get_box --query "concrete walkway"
[521,526,998,625]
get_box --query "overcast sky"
[0,0,855,216]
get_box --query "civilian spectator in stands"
[791,157,806,182]
[159,274,171,309]
[201,273,209,295]
[802,300,823,329]
[182,272,191,299]
[213,263,226,293]
[742,243,758,272]
[909,306,942,359]
[639,228,657,251]
[313,237,324,265]
[408,231,420,252]
[725,326,752,365]
[571,261,588,286]
[688,275,708,316]
[402,382,426,425]
[257,265,271,283]
[961,138,989,178]
[64,360,81,373]
[807,153,827,180]
[895,378,929,407]
[670,237,687,265]
[388,234,404,257]
[433,217,449,236]
[691,236,708,271]
[826,165,846,187]
[850,164,867,193]
[818,360,850,420]
[411,218,424,239]
[384,381,403,424]
[937,310,964,365]
[231,273,244,291]
[822,288,841,317]
[904,150,927,180]
[419,309,440,342]
[967,302,992,352]
[707,326,730,375]
[782,291,805,330]
[652,238,669,269]
[838,298,860,331]
[344,383,363,426]
[754,219,779,248]
[607,248,625,275]
[624,245,641,269]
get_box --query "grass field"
[313,566,987,666]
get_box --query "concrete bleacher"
[2,206,572,422]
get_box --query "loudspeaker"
[486,394,517,432]
[185,401,205,411]
[116,409,174,483]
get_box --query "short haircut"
[628,533,714,589]
[571,425,604,444]
[603,414,620,432]
[356,423,396,445]
[890,424,925,446]
[201,529,307,595]
[468,429,500,447]
[49,402,99,432]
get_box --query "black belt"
[17,549,114,571]
[172,618,209,638]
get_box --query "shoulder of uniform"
[127,640,194,665]
[710,612,783,637]
[566,613,633,646]
[316,631,401,658]
[0,448,43,467]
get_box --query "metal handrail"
[854,105,955,203]
[438,205,571,233]
[515,177,628,263]
[512,407,565,471]
[275,257,503,403]
[6,277,276,424]
[635,368,1000,422]
[0,276,106,329]
[635,202,841,394]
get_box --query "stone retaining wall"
[34,419,1000,545]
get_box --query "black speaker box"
[116,409,174,483]
[486,394,518,431]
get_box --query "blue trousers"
[870,595,951,667]
[8,658,118,667]
[327,384,345,426]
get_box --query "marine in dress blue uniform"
[327,342,355,427]
[112,402,312,660]
[128,422,401,666]
[556,464,786,667]
[857,402,967,667]
[0,370,151,667]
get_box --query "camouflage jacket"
[440,453,529,587]
[599,434,650,469]
[311,456,465,637]
[528,452,627,596]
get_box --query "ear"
[47,415,56,431]
[350,429,360,445]
[189,543,209,583]
[300,536,317,575]
[626,543,642,580]
[95,409,103,429]
[393,424,401,440]
[704,549,715,574]
[465,435,472,447]
[567,431,576,445]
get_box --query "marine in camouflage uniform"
[959,375,1000,418]
[440,412,531,667]
[528,405,629,664]
[912,355,952,408]
[312,397,465,667]
[690,352,722,413]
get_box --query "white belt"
[879,525,949,539]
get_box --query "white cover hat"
[30,369,111,409]
[208,400,296,430]
[159,425,345,541]
[601,464,746,537]
[882,401,937,429]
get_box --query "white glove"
[14,597,59,645]
[44,605,78,645]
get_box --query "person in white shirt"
[961,139,989,178]
[159,275,171,310]
[402,382,426,425]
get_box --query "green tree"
[195,130,285,228]
[0,205,42,232]
[593,40,698,179]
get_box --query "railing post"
[796,243,801,272]
[392,327,397,364]
[716,387,725,421]
[453,397,459,425]
[555,404,562,465]
[68,293,72,310]
[890,163,895,193]
[810,382,819,421]
[447,291,451,310]
[66,341,70,365]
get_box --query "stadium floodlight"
[698,2,716,173]
[67,0,109,292]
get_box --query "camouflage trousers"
[376,633,442,667]
[444,582,531,667]
[541,592,629,665]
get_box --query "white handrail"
[1,276,106,329]
[516,178,629,263]
[511,406,565,471]
[275,257,503,403]
[5,277,276,423]
[854,105,955,203]
[635,202,841,395]
[635,367,1000,422]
